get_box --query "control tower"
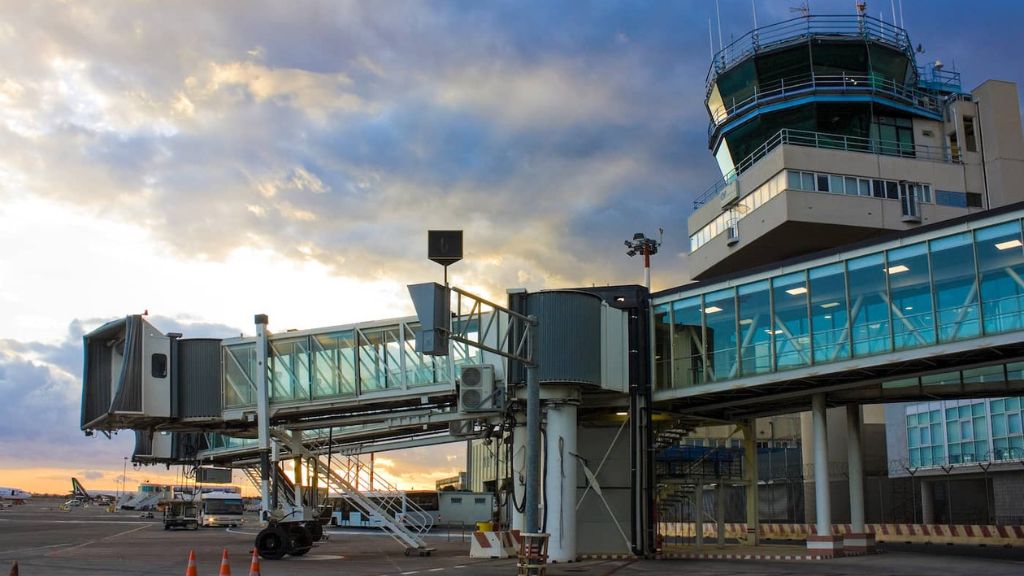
[687,11,1024,280]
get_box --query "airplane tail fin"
[71,478,90,499]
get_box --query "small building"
[435,472,467,491]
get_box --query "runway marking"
[0,518,153,525]
[0,542,74,558]
[47,521,152,556]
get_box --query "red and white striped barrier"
[659,522,1024,547]
[470,531,518,558]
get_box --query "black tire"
[288,524,313,556]
[256,525,290,560]
[163,525,169,531]
[190,521,199,531]
[304,521,324,542]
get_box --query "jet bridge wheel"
[256,525,289,560]
[303,520,324,542]
[287,524,314,556]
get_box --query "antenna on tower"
[898,0,905,28]
[752,0,759,28]
[715,0,724,52]
[708,18,715,62]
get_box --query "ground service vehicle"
[162,500,199,530]
[199,492,244,527]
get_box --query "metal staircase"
[272,429,433,552]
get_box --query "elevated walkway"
[654,203,1024,420]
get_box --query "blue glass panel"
[973,416,988,440]
[972,403,986,417]
[909,448,921,467]
[847,253,891,356]
[887,243,935,350]
[269,336,311,402]
[653,304,672,390]
[671,297,706,388]
[976,220,1024,335]
[738,281,772,376]
[1009,413,1022,435]
[1008,397,1021,410]
[962,419,973,440]
[946,420,959,443]
[992,399,1005,413]
[704,288,738,381]
[809,263,849,363]
[993,413,1008,437]
[772,271,810,370]
[930,233,980,342]
[908,426,920,447]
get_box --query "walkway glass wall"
[223,320,482,409]
[655,216,1024,390]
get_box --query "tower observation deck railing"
[706,14,912,90]
[707,72,947,138]
[692,127,956,210]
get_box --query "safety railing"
[692,128,955,210]
[707,14,912,88]
[708,72,945,134]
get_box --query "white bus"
[198,492,244,527]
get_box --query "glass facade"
[658,214,1024,390]
[906,394,1024,468]
[222,321,478,409]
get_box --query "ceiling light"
[616,412,628,416]
[824,315,832,319]
[785,286,808,296]
[886,265,909,274]
[996,239,1022,251]
[820,302,840,309]
[739,318,753,325]
[703,306,723,314]
[904,306,914,311]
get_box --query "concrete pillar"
[715,482,726,546]
[920,480,935,524]
[846,405,864,532]
[510,413,527,533]
[543,401,578,563]
[812,394,831,535]
[695,485,704,548]
[742,419,760,546]
[843,404,874,554]
[807,394,843,557]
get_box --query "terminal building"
[79,10,1024,561]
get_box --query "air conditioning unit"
[726,222,740,246]
[459,364,501,413]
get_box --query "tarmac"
[3,498,1024,575]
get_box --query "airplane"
[0,487,32,507]
[69,477,120,505]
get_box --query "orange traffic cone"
[184,551,197,576]
[219,548,231,576]
[248,547,261,576]
[9,560,18,576]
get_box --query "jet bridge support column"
[510,412,527,532]
[844,404,875,554]
[255,314,271,521]
[808,394,842,557]
[543,391,579,563]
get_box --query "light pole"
[121,457,128,504]
[625,230,663,289]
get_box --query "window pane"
[312,330,357,399]
[810,263,849,363]
[887,243,935,349]
[859,179,871,196]
[817,174,830,192]
[704,289,738,381]
[672,297,706,388]
[788,170,801,190]
[653,304,672,390]
[797,172,811,191]
[831,175,845,194]
[976,221,1024,335]
[845,177,859,195]
[773,271,810,370]
[930,233,979,342]
[848,253,891,356]
[738,281,772,376]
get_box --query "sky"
[1,0,1023,496]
